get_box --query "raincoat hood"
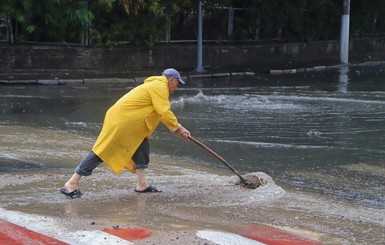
[144,75,167,84]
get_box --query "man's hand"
[174,124,191,140]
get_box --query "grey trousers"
[75,138,149,176]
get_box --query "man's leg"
[64,173,82,193]
[132,139,152,191]
[135,168,149,191]
[63,151,103,192]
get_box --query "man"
[60,68,191,198]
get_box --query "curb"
[0,72,256,85]
[270,65,336,75]
[188,71,255,79]
[269,60,385,75]
[0,78,137,85]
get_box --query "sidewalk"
[2,60,385,85]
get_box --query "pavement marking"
[237,225,321,245]
[197,230,266,245]
[68,230,135,244]
[103,227,151,240]
[1,208,321,245]
[0,220,68,245]
[0,208,134,244]
[197,224,321,245]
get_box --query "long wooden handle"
[189,136,246,184]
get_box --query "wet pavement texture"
[1,64,385,244]
[1,164,384,244]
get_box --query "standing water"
[166,65,385,209]
[1,64,385,244]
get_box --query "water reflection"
[337,66,349,93]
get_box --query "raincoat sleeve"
[148,81,179,131]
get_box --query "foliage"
[0,0,94,43]
[1,0,385,46]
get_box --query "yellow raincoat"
[92,76,179,174]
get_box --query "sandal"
[60,187,82,199]
[135,185,162,193]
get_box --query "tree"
[0,0,32,43]
[1,0,385,46]
[0,0,94,44]
[351,0,385,36]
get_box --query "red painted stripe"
[0,220,68,245]
[238,225,321,245]
[103,227,151,240]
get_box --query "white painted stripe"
[0,208,133,245]
[197,230,266,245]
[67,230,134,245]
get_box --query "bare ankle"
[64,182,79,192]
[136,181,150,190]
[64,173,81,191]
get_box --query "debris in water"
[230,172,270,189]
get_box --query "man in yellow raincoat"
[60,68,190,198]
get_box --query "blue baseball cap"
[162,68,185,84]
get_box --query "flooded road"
[1,64,385,244]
